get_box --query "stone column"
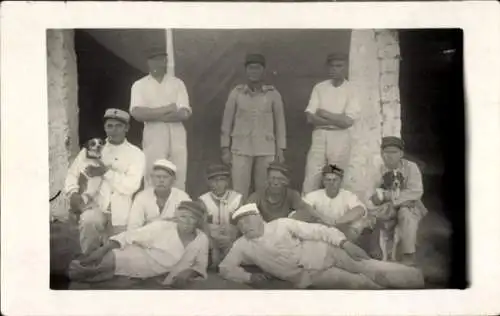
[47,29,79,221]
[344,29,401,202]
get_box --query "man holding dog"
[65,108,146,255]
[368,136,428,266]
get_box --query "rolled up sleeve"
[130,81,145,111]
[344,86,360,120]
[305,84,320,114]
[175,78,191,114]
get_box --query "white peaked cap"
[232,203,260,222]
[153,159,177,174]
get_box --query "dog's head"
[84,138,105,159]
[381,170,404,191]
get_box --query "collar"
[210,191,230,202]
[329,78,347,87]
[105,138,129,148]
[240,84,275,95]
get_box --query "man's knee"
[80,209,106,229]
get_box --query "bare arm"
[334,206,365,226]
[156,107,191,123]
[130,105,177,122]
[271,91,287,150]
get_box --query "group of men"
[63,48,428,289]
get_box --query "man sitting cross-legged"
[219,203,424,289]
[68,201,209,288]
[291,164,372,242]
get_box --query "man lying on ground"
[219,203,424,289]
[68,201,209,288]
[291,164,372,241]
[199,163,242,268]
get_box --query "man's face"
[382,146,404,169]
[267,169,289,191]
[147,55,167,77]
[327,60,347,81]
[175,208,199,233]
[322,173,343,196]
[208,175,230,197]
[236,214,265,239]
[245,63,265,82]
[104,119,128,144]
[152,168,175,191]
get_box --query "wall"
[47,29,79,220]
[344,29,400,202]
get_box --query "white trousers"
[143,123,187,191]
[302,129,351,194]
[79,208,126,255]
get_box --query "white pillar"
[166,29,175,75]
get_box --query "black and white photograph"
[2,2,500,316]
[47,27,465,290]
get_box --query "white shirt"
[111,220,209,281]
[199,190,242,226]
[219,218,346,287]
[65,139,146,226]
[127,187,191,230]
[305,80,360,121]
[304,189,366,224]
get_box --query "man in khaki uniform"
[221,53,287,201]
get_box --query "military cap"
[146,46,168,59]
[232,203,260,223]
[177,201,207,221]
[153,159,177,175]
[245,53,266,67]
[326,52,349,63]
[206,163,231,179]
[103,108,130,124]
[381,136,405,150]
[321,164,344,177]
[267,161,290,178]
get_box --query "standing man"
[65,108,146,255]
[221,53,287,201]
[130,47,191,190]
[302,53,360,194]
[368,136,428,266]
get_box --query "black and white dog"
[373,170,405,261]
[78,137,106,209]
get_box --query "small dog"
[373,170,405,261]
[76,138,106,211]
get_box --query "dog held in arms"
[69,138,110,221]
[371,170,405,261]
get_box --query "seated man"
[219,203,424,289]
[368,136,428,266]
[246,162,321,222]
[199,163,243,267]
[292,164,371,241]
[68,201,209,288]
[127,159,191,230]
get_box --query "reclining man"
[68,201,209,288]
[219,203,424,289]
[291,164,372,242]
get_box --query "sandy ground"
[50,204,451,290]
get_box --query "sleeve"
[272,90,287,149]
[220,88,238,148]
[344,84,361,120]
[127,193,146,230]
[346,192,367,216]
[395,162,424,206]
[218,239,253,283]
[110,221,160,249]
[191,234,210,279]
[103,148,146,196]
[304,84,320,114]
[130,81,145,111]
[176,78,191,114]
[64,149,86,196]
[281,218,346,247]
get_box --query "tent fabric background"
[173,29,351,197]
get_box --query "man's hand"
[315,109,331,119]
[69,192,84,210]
[170,269,197,288]
[84,164,108,178]
[163,103,178,113]
[250,273,272,286]
[221,147,232,165]
[342,240,370,261]
[275,148,285,163]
